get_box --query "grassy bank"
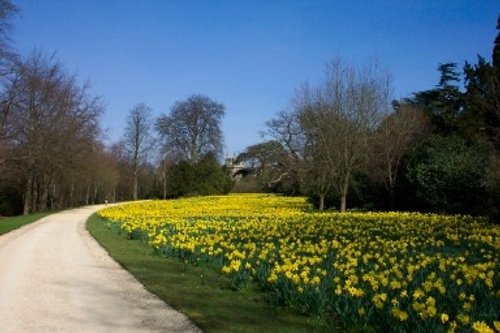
[0,211,54,235]
[86,213,339,333]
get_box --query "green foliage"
[408,63,463,135]
[405,135,489,214]
[165,154,232,198]
[493,15,500,68]
[462,55,500,150]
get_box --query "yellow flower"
[457,314,470,326]
[472,321,494,333]
[447,320,457,333]
[463,302,472,312]
[391,307,409,322]
[96,194,500,331]
[372,293,387,309]
[413,288,424,300]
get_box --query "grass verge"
[86,213,342,333]
[0,211,54,235]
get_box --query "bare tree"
[370,102,430,208]
[304,59,391,211]
[264,108,306,194]
[267,59,391,211]
[156,94,225,163]
[1,51,104,214]
[0,0,17,165]
[123,103,155,200]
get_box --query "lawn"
[0,211,54,235]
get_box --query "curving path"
[0,205,200,333]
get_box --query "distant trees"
[231,140,288,193]
[251,16,499,220]
[156,95,225,163]
[0,0,17,165]
[264,110,305,195]
[409,63,463,135]
[405,135,489,214]
[264,59,391,211]
[154,94,230,199]
[370,103,430,208]
[0,1,497,222]
[0,51,107,214]
[123,103,156,200]
[164,153,232,198]
[0,0,17,76]
[0,2,117,215]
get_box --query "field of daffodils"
[97,194,499,333]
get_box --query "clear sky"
[11,0,499,156]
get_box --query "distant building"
[224,157,250,180]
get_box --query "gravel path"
[0,205,201,333]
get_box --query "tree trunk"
[133,168,138,200]
[23,174,33,215]
[92,186,98,205]
[340,173,350,212]
[85,179,90,205]
[319,194,325,211]
[340,194,347,212]
[39,176,49,211]
[51,183,56,209]
[163,158,167,200]
[389,185,395,211]
[31,180,38,213]
[69,179,74,207]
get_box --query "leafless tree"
[2,51,104,214]
[267,59,391,211]
[0,0,17,165]
[370,103,430,208]
[304,59,391,211]
[123,103,156,200]
[156,94,225,163]
[264,107,306,194]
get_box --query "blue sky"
[12,1,499,156]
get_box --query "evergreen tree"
[462,15,500,150]
[409,63,463,135]
[493,15,500,68]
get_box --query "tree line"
[0,1,231,215]
[1,1,498,223]
[236,16,500,222]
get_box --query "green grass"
[0,211,54,235]
[86,213,345,333]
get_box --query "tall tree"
[3,51,103,214]
[493,15,500,68]
[369,102,430,208]
[300,59,391,211]
[0,0,17,165]
[405,135,489,214]
[123,103,155,200]
[264,109,306,195]
[462,16,500,150]
[235,140,290,192]
[156,95,225,163]
[0,0,16,76]
[410,63,463,135]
